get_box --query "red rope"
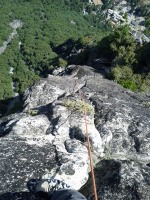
[74,66,98,200]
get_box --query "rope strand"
[74,66,98,200]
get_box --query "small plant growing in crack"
[62,99,95,115]
[143,102,150,108]
[105,142,112,160]
[27,109,39,116]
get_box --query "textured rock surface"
[0,113,56,195]
[23,74,86,111]
[79,71,150,199]
[0,65,150,199]
[81,160,150,200]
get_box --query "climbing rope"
[74,66,98,200]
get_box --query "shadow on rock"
[0,119,19,137]
[69,127,87,143]
[80,159,143,200]
[0,179,52,200]
[0,191,49,200]
[80,160,121,199]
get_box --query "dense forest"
[0,0,112,116]
[0,0,150,117]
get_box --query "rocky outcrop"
[23,74,86,111]
[80,73,150,199]
[9,20,23,30]
[0,20,23,55]
[0,65,150,199]
[81,159,150,200]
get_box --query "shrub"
[120,80,137,91]
[58,58,67,67]
[144,102,150,108]
[62,99,95,115]
[109,65,133,83]
[27,109,39,116]
[109,65,138,91]
[140,73,150,94]
[132,74,142,90]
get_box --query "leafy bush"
[120,80,137,91]
[62,99,95,115]
[27,109,39,116]
[99,26,150,94]
[109,65,138,91]
[58,58,68,68]
[140,73,150,94]
[109,65,133,83]
[143,102,150,108]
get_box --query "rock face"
[0,65,150,199]
[80,74,150,199]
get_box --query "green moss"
[62,99,95,115]
[143,102,150,108]
[28,109,39,116]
